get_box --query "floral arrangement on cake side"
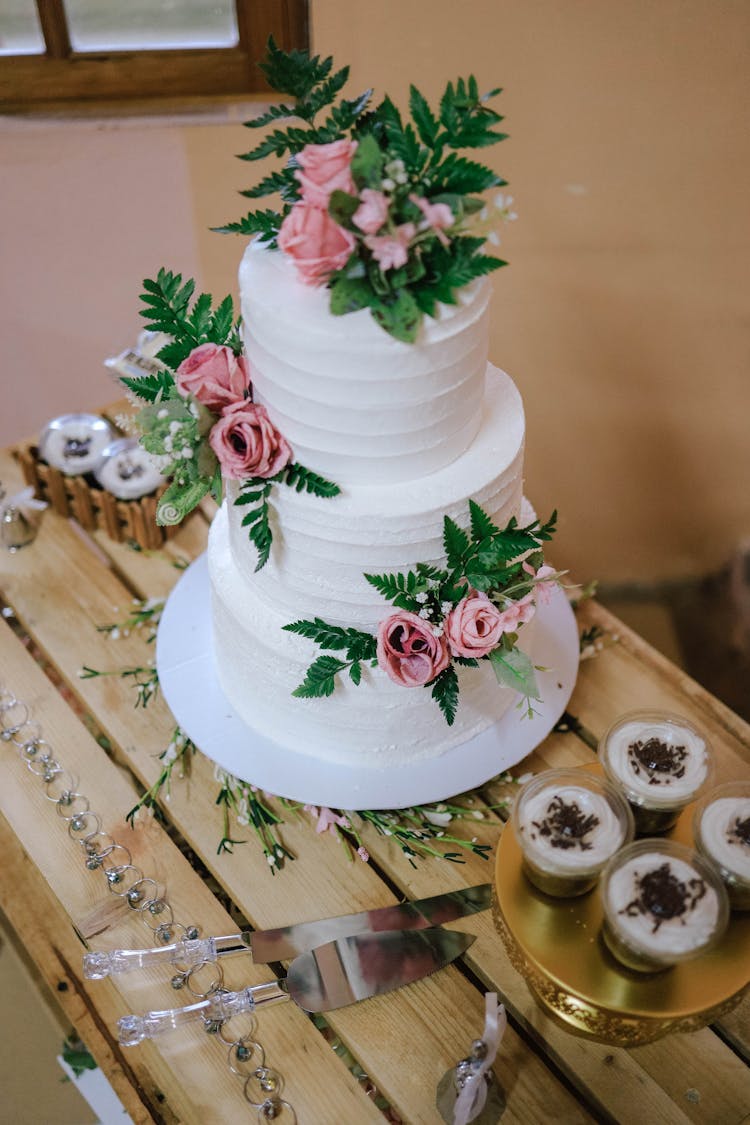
[116,270,339,566]
[219,38,516,342]
[285,502,562,724]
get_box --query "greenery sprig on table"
[285,502,561,724]
[218,38,514,342]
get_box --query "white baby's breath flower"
[157,409,169,420]
[440,601,452,614]
[418,607,431,619]
[415,592,428,604]
[424,810,452,826]
[381,177,395,192]
[169,420,181,433]
[487,231,501,246]
[181,447,193,459]
[432,624,444,638]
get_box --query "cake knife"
[117,924,476,1045]
[84,883,491,979]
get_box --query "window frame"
[0,0,308,109]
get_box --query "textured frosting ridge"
[240,242,491,485]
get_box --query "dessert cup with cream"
[599,711,713,833]
[693,781,750,910]
[512,768,634,897]
[600,839,729,973]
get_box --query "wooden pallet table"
[0,434,748,1125]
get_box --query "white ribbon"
[0,487,47,519]
[452,993,506,1125]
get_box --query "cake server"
[84,882,491,979]
[117,925,476,1045]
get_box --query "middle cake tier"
[225,366,525,626]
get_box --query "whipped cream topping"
[606,852,720,956]
[518,784,625,871]
[698,796,750,881]
[604,718,708,807]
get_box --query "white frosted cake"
[208,243,531,767]
[121,51,558,774]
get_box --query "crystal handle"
[84,933,251,979]
[117,980,289,1046]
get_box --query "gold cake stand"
[493,766,750,1046]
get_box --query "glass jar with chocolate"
[600,839,729,973]
[693,781,750,911]
[512,768,634,897]
[599,711,713,834]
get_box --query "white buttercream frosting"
[602,715,709,808]
[206,239,534,768]
[517,784,626,872]
[697,797,750,881]
[239,241,491,485]
[605,852,721,957]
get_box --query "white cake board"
[156,555,580,810]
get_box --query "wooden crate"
[12,441,179,550]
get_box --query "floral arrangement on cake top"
[219,38,515,342]
[117,269,339,564]
[285,502,562,724]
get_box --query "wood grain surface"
[0,439,748,1125]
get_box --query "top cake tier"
[240,241,491,486]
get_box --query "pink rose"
[364,222,416,271]
[377,610,450,687]
[295,139,357,208]
[495,593,536,634]
[175,343,251,412]
[445,593,505,659]
[209,401,292,480]
[352,188,389,235]
[278,202,356,286]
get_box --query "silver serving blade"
[249,883,491,964]
[85,883,491,979]
[118,925,476,1045]
[287,925,476,1013]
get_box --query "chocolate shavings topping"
[531,794,600,851]
[620,862,706,933]
[627,737,688,786]
[728,815,750,849]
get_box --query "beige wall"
[2,0,748,585]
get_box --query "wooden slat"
[0,618,382,1125]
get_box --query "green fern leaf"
[431,664,459,725]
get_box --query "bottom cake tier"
[208,504,535,768]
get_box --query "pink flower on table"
[304,804,350,836]
[278,202,356,286]
[352,188,389,235]
[377,610,450,687]
[522,561,557,606]
[411,194,454,246]
[209,401,292,480]
[294,138,357,208]
[445,592,505,659]
[364,222,417,271]
[495,593,536,634]
[175,343,251,412]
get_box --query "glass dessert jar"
[600,839,729,973]
[512,768,634,898]
[693,781,750,911]
[599,711,713,833]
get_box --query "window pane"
[64,0,239,52]
[0,0,45,56]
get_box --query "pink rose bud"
[352,188,389,235]
[364,223,416,271]
[175,343,251,413]
[494,593,536,634]
[209,401,292,480]
[377,610,450,687]
[278,202,357,286]
[294,138,358,208]
[445,593,506,659]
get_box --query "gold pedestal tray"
[493,768,750,1046]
